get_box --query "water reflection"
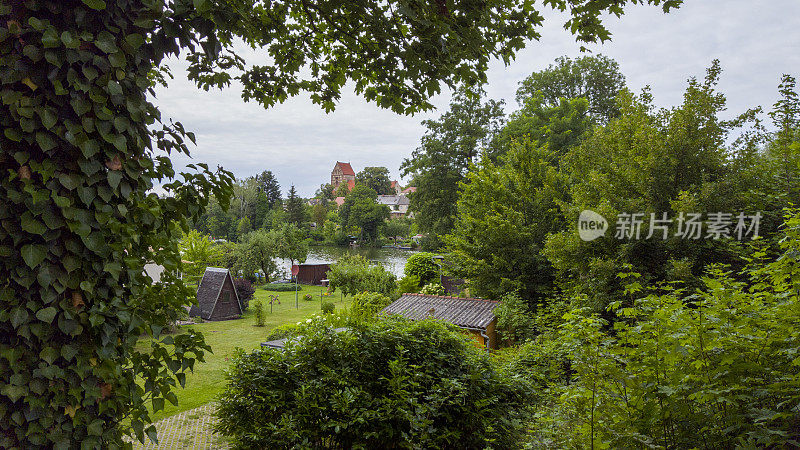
[277,245,416,277]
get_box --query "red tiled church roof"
[335,161,355,176]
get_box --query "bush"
[234,278,255,310]
[303,293,314,301]
[351,291,392,318]
[262,282,301,292]
[419,283,445,295]
[321,301,335,314]
[404,252,439,285]
[396,275,421,294]
[253,300,264,327]
[264,323,301,341]
[215,319,533,448]
[327,254,396,297]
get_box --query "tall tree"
[339,185,390,244]
[256,170,282,208]
[235,230,279,282]
[516,55,626,124]
[355,166,393,194]
[401,86,505,249]
[276,223,309,267]
[285,185,307,227]
[0,0,682,445]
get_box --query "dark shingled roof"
[381,294,499,330]
[189,267,241,320]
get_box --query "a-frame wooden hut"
[189,267,242,321]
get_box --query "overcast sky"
[152,0,800,198]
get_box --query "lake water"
[277,245,417,278]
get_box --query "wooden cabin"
[381,294,500,350]
[189,267,242,321]
[295,263,332,286]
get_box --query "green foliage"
[339,184,389,244]
[253,301,264,327]
[214,319,533,448]
[419,283,446,296]
[327,255,396,297]
[320,301,335,314]
[446,138,568,302]
[275,223,308,266]
[263,322,301,341]
[350,291,392,318]
[511,210,800,448]
[515,54,626,124]
[235,229,279,282]
[403,252,439,286]
[180,230,226,285]
[285,185,307,227]
[381,217,411,243]
[545,62,769,310]
[262,282,301,292]
[401,86,505,247]
[396,275,422,294]
[255,170,281,209]
[355,166,393,195]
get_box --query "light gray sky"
[153,0,800,197]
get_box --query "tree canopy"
[355,166,393,195]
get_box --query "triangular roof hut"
[189,267,242,321]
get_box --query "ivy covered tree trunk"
[0,0,231,447]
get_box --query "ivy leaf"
[21,244,47,268]
[36,307,58,324]
[39,108,58,130]
[81,0,107,10]
[10,307,29,328]
[42,28,60,48]
[36,132,56,151]
[22,215,47,235]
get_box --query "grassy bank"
[144,286,353,421]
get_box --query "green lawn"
[146,286,353,421]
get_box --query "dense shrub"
[396,275,421,294]
[350,291,392,318]
[419,282,446,295]
[512,210,800,448]
[321,301,335,314]
[264,323,301,341]
[327,254,396,297]
[262,282,302,292]
[403,252,439,285]
[233,278,255,310]
[215,319,532,448]
[252,301,264,327]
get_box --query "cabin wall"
[210,276,241,320]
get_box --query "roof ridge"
[401,293,498,303]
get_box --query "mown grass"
[143,286,353,421]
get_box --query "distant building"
[334,196,346,207]
[402,186,417,195]
[377,194,411,219]
[381,294,500,350]
[331,161,355,189]
[390,180,402,194]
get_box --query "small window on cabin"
[222,291,231,303]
